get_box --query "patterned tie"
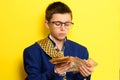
[37,38,66,80]
[37,38,64,58]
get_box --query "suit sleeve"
[23,48,56,80]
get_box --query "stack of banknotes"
[50,56,97,72]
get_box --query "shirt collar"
[48,34,66,51]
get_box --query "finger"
[79,67,86,77]
[55,63,70,75]
[84,65,94,73]
[57,67,69,75]
[79,66,92,77]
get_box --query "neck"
[50,35,64,50]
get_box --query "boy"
[23,2,93,80]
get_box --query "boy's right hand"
[54,62,70,76]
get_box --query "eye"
[54,22,61,26]
[65,22,73,26]
[64,22,71,26]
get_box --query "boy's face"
[45,13,72,41]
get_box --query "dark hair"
[45,2,72,21]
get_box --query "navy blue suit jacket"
[23,39,91,80]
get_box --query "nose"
[60,25,65,31]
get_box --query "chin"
[58,37,66,41]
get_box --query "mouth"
[59,33,66,36]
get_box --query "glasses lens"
[53,22,62,26]
[51,21,74,28]
[64,22,73,26]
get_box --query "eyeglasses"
[50,21,74,28]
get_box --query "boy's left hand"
[79,65,94,77]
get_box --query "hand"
[79,65,93,77]
[54,62,70,75]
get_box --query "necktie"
[37,38,66,80]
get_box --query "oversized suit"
[23,38,91,80]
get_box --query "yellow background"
[0,0,119,80]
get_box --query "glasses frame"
[49,21,74,28]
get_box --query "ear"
[45,20,49,29]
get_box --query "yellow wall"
[0,0,119,80]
